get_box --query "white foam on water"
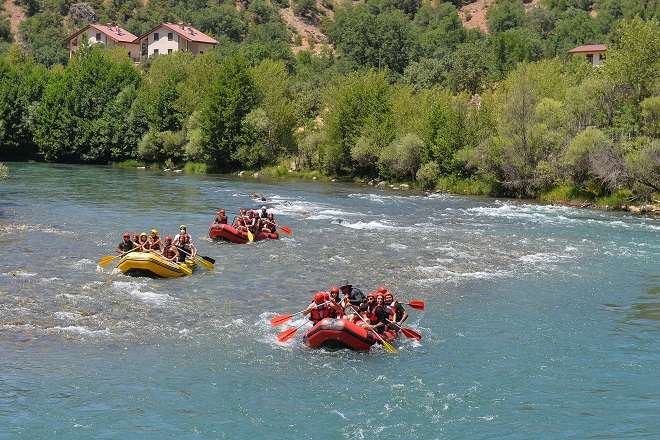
[130,290,173,305]
[48,325,111,336]
[340,220,395,230]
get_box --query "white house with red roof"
[63,23,140,62]
[137,22,218,58]
[568,44,608,66]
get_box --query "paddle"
[178,248,215,270]
[239,209,254,242]
[99,247,140,266]
[277,321,311,342]
[387,320,422,341]
[349,306,397,353]
[270,301,330,326]
[405,300,425,310]
[263,219,291,235]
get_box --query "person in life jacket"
[360,292,388,334]
[149,229,162,251]
[160,236,180,263]
[259,206,269,219]
[327,286,345,319]
[173,225,193,246]
[303,292,342,324]
[262,212,278,234]
[117,232,138,255]
[384,291,408,329]
[234,210,248,232]
[339,280,366,308]
[136,232,151,251]
[176,233,196,262]
[215,209,228,225]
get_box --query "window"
[153,49,159,55]
[168,32,173,41]
[586,54,594,64]
[168,49,173,54]
[199,51,203,54]
[95,33,101,41]
[154,33,159,42]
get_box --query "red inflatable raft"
[208,222,279,244]
[302,318,399,351]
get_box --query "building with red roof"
[568,44,608,66]
[63,22,218,63]
[63,23,140,62]
[137,22,218,59]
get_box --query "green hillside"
[0,0,659,207]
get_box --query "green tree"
[200,55,257,170]
[321,70,394,175]
[0,56,48,159]
[379,132,425,180]
[34,47,141,162]
[486,0,525,35]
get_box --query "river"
[1,162,658,438]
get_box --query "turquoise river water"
[1,162,658,439]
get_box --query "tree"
[486,0,526,35]
[605,16,660,104]
[34,47,141,162]
[321,70,394,175]
[200,55,257,170]
[379,132,425,180]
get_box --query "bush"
[416,161,440,191]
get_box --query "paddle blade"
[247,230,254,242]
[200,256,216,264]
[277,328,298,342]
[400,327,422,341]
[280,226,291,235]
[197,258,214,270]
[270,314,292,326]
[99,256,117,266]
[382,340,398,353]
[407,301,425,310]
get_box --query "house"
[137,22,218,59]
[63,22,218,62]
[568,44,608,66]
[62,23,140,62]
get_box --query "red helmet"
[385,291,394,298]
[377,286,387,294]
[314,292,325,303]
[165,236,172,241]
[323,292,330,301]
[367,292,377,300]
[219,209,225,213]
[241,209,247,214]
[123,232,130,238]
[330,286,339,294]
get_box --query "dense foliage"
[0,0,659,204]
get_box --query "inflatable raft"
[208,222,278,244]
[302,318,399,351]
[116,251,196,278]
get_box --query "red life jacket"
[328,301,344,318]
[368,305,385,325]
[385,300,398,321]
[163,245,177,260]
[310,304,330,323]
[149,237,161,251]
